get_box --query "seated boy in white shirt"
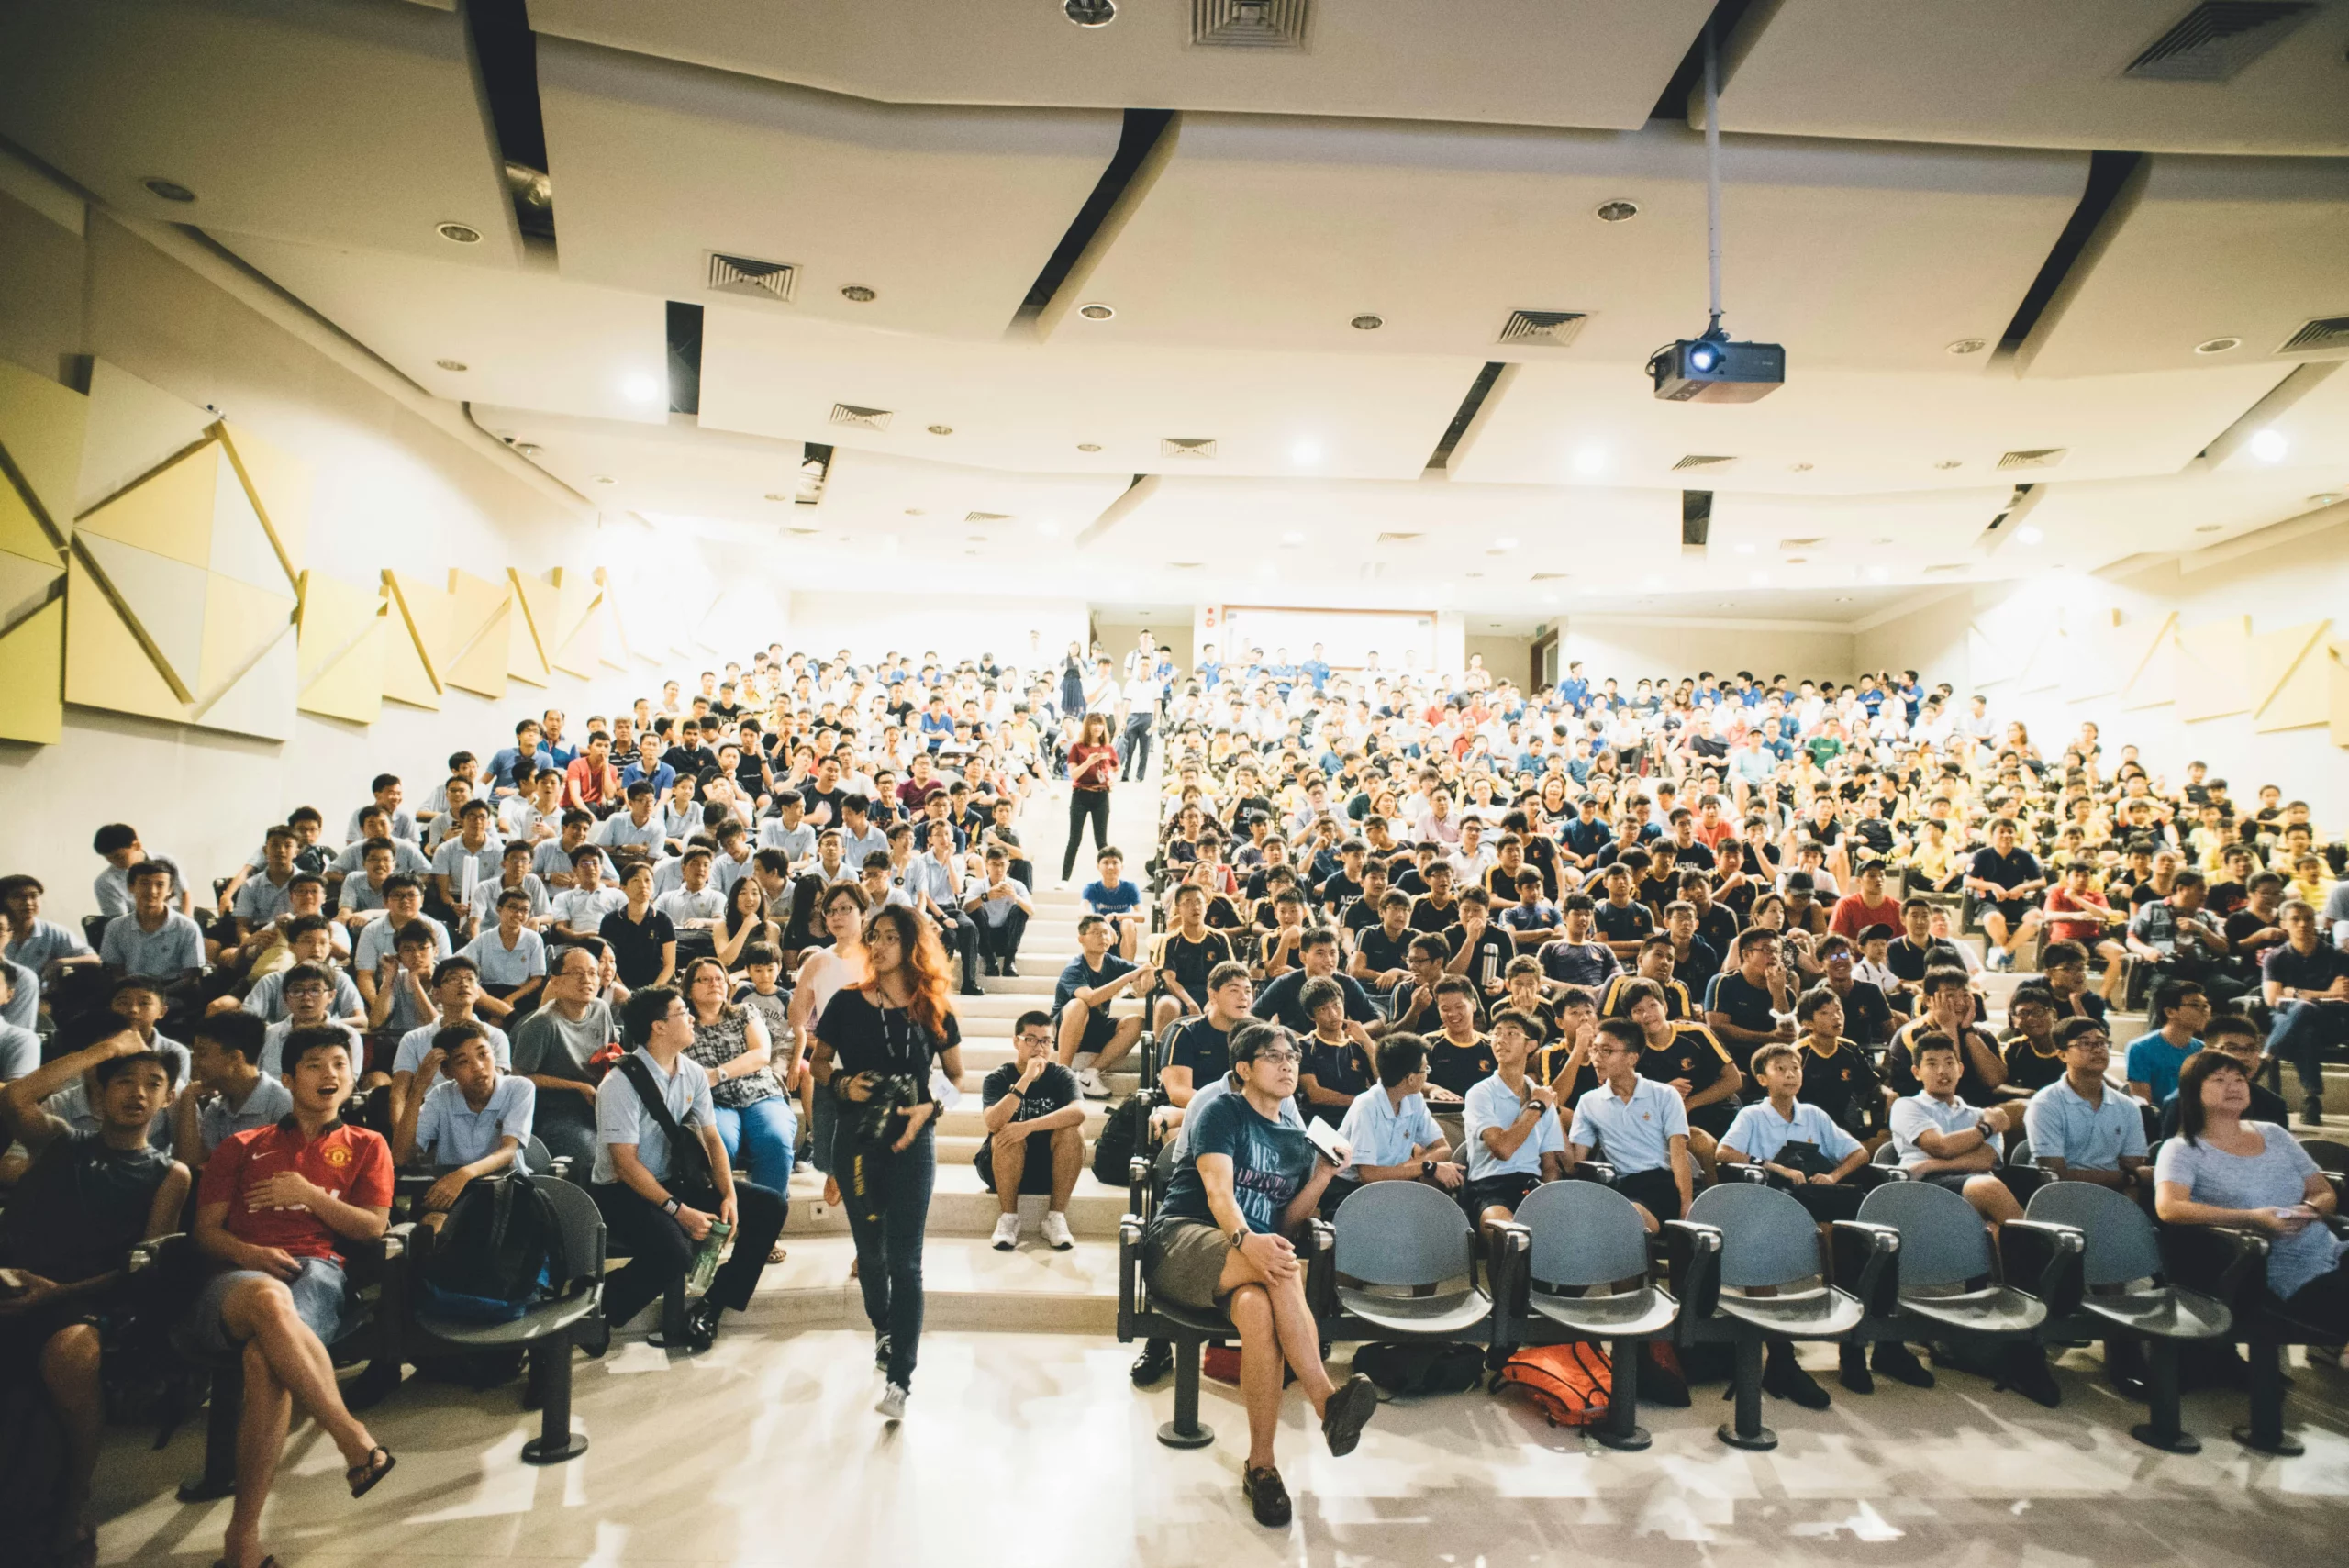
[1460,1009,1567,1235]
[1888,1031,2024,1231]
[391,1019,536,1231]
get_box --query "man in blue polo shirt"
[1331,1033,1461,1201]
[391,1021,536,1229]
[2025,1018,2147,1195]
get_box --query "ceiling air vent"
[1531,572,1572,583]
[707,252,797,303]
[1776,537,1825,550]
[1998,447,2067,470]
[1374,531,1424,545]
[2277,314,2349,355]
[1673,453,1736,473]
[785,527,822,538]
[1920,562,1970,576]
[1166,562,1205,571]
[2124,2,2317,82]
[829,404,893,431]
[964,511,1011,524]
[1161,438,1218,459]
[1191,0,1309,50]
[1496,309,1589,348]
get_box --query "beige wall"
[1092,617,1192,673]
[1464,633,1534,689]
[0,192,755,916]
[1557,618,1857,687]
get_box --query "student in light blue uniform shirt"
[1566,1017,1693,1225]
[2022,1017,2148,1194]
[1330,1034,1464,1204]
[1718,1041,1871,1221]
[1460,1010,1567,1226]
[394,1022,537,1226]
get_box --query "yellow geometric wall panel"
[2175,616,2252,723]
[0,355,86,545]
[382,570,449,710]
[0,596,65,744]
[443,567,511,700]
[2119,613,2180,711]
[545,565,603,679]
[74,361,212,516]
[63,554,184,723]
[2252,620,2332,734]
[297,570,386,726]
[0,358,83,744]
[506,567,554,687]
[217,422,310,581]
[2332,643,2349,748]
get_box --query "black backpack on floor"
[1091,1084,1162,1187]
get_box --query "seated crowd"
[1,633,2344,1549]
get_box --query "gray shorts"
[1143,1218,1234,1310]
[189,1256,350,1357]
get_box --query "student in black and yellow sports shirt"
[1423,976,1497,1100]
[1620,976,1744,1175]
[1593,857,1658,958]
[1151,883,1236,1040]
[1998,984,2068,1095]
[1790,985,1887,1152]
[1703,928,1797,1075]
[1531,985,1601,1107]
[1811,934,1897,1051]
[1599,935,1695,1021]
[1347,890,1416,995]
[1885,968,2009,1107]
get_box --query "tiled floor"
[92,1331,2349,1566]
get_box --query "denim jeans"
[834,1118,936,1388]
[715,1094,798,1194]
[2267,998,2349,1098]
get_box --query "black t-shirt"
[1317,871,1364,911]
[1829,978,1896,1049]
[1999,1035,2067,1094]
[1705,972,1781,1062]
[1408,895,1458,934]
[599,906,678,988]
[1885,936,1961,986]
[981,1061,1079,1127]
[1797,1038,1882,1137]
[817,989,962,1137]
[1693,904,1741,959]
[1426,1034,1497,1098]
[1355,925,1413,977]
[1300,1037,1374,1126]
[1531,1040,1598,1105]
[2223,910,2287,971]
[1970,847,2042,898]
[2266,940,2349,994]
[1161,929,1235,999]
[802,786,849,827]
[1669,939,1721,990]
[1445,924,1515,991]
[0,1132,173,1285]
[1663,840,1715,872]
[1593,899,1655,944]
[1252,969,1377,1034]
[1636,1022,1733,1097]
[1165,1016,1232,1085]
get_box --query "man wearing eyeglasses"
[978,1012,1084,1251]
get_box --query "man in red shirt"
[194,1026,397,1568]
[564,731,620,817]
[1829,860,1905,942]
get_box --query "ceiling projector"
[1648,332,1786,403]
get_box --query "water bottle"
[687,1218,732,1294]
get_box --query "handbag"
[615,1052,720,1209]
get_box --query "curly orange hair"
[862,903,954,1042]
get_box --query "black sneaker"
[874,1331,893,1372]
[1242,1464,1292,1528]
[577,1312,611,1361]
[2000,1346,2062,1409]
[1838,1343,1875,1395]
[1763,1344,1831,1409]
[1319,1372,1379,1457]
[2305,1096,2325,1128]
[684,1296,724,1351]
[1130,1340,1174,1387]
[1873,1341,1934,1388]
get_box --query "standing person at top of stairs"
[1063,717,1119,884]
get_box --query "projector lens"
[1689,345,1718,370]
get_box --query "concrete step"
[781,1161,1129,1240]
[729,1232,1119,1335]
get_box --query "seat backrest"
[539,1177,607,1287]
[1332,1180,1475,1287]
[2299,1138,2349,1178]
[1516,1180,1649,1289]
[1687,1184,1824,1290]
[2026,1180,2160,1286]
[1150,1139,1181,1211]
[524,1135,556,1174]
[1856,1180,1989,1288]
[1872,1140,1900,1165]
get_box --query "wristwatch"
[1420,1158,1436,1180]
[1226,1225,1250,1251]
[662,1195,682,1217]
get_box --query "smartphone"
[1305,1119,1348,1164]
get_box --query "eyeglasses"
[1250,1050,1302,1066]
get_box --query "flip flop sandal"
[347,1446,396,1499]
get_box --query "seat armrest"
[1663,1220,1721,1325]
[127,1232,189,1274]
[1830,1220,1902,1315]
[1571,1160,1618,1186]
[1829,1220,1900,1310]
[1998,1219,2084,1317]
[1128,1155,1152,1222]
[1118,1217,1143,1341]
[1302,1217,1337,1320]
[2158,1222,2267,1318]
[1724,1162,1771,1185]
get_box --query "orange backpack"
[1494,1341,1613,1427]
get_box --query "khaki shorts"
[1143,1218,1233,1309]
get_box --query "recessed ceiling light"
[1291,439,1323,465]
[2309,493,2343,506]
[966,534,987,543]
[1945,338,1987,355]
[2194,336,2242,355]
[927,425,952,436]
[2248,428,2288,462]
[2193,523,2223,533]
[1350,314,1384,331]
[840,284,877,303]
[1594,199,1639,222]
[622,373,662,405]
[143,177,196,203]
[1076,442,1102,453]
[1571,448,1607,476]
[1077,303,1116,321]
[1788,462,1814,473]
[763,493,787,502]
[1033,520,1061,537]
[1933,460,1963,470]
[436,221,483,244]
[904,507,925,516]
[1732,543,1754,556]
[436,359,468,373]
[1493,536,1520,550]
[2017,526,2043,544]
[1279,530,1306,546]
[593,475,617,485]
[1786,556,1809,565]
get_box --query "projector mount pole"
[1703,14,1724,341]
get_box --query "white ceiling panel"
[223,237,670,425]
[535,37,1121,339]
[0,0,517,263]
[2018,469,2349,560]
[1450,358,2289,494]
[1069,119,2085,369]
[696,308,1479,480]
[2210,361,2349,477]
[1715,0,2349,155]
[2023,155,2349,379]
[529,0,1712,132]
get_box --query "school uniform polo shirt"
[1462,1073,1566,1182]
[413,1074,538,1169]
[591,1047,715,1185]
[2023,1076,2146,1175]
[1888,1093,1992,1171]
[1720,1097,1861,1168]
[353,913,451,971]
[1334,1087,1443,1173]
[459,927,548,988]
[195,1073,295,1154]
[98,910,204,978]
[393,1021,513,1076]
[1567,1076,1688,1175]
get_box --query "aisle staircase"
[739,773,1162,1337]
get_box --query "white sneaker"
[990,1212,1021,1251]
[876,1382,907,1421]
[1077,1067,1111,1099]
[1042,1211,1074,1251]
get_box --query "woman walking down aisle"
[812,904,963,1422]
[1064,714,1119,884]
[791,884,870,1211]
